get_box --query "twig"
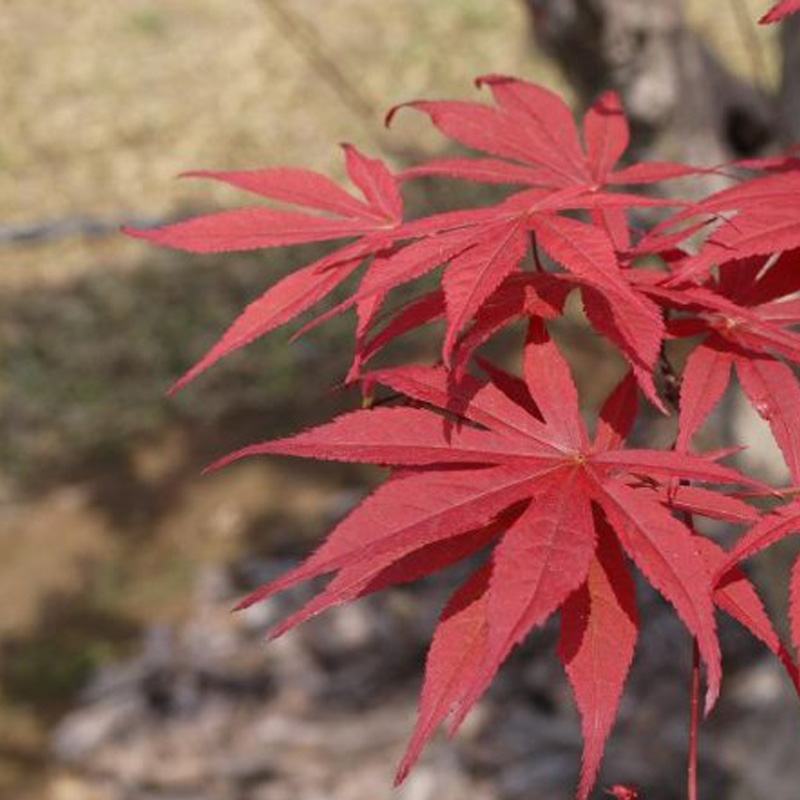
[664,336,701,800]
[530,231,544,273]
[688,640,701,800]
[659,348,682,410]
[0,214,175,247]
[260,0,382,140]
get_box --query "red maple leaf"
[636,249,800,481]
[348,263,667,412]
[124,146,405,392]
[393,75,698,194]
[649,169,800,286]
[714,499,800,663]
[124,50,800,795]
[344,271,570,383]
[125,76,693,402]
[696,535,799,689]
[208,320,764,799]
[393,74,703,254]
[277,77,696,387]
[293,184,669,374]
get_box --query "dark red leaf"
[594,372,638,453]
[531,215,664,375]
[395,564,491,783]
[348,290,445,381]
[596,480,721,710]
[448,471,597,731]
[677,342,734,452]
[560,518,638,800]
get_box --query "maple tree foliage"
[129,9,800,797]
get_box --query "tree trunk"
[524,0,782,170]
[779,17,800,142]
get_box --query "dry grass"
[0,0,557,287]
[0,0,780,288]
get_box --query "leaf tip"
[473,73,508,89]
[202,451,239,476]
[393,762,410,787]
[384,103,409,128]
[121,224,149,242]
[703,675,721,717]
[231,597,251,613]
[393,741,422,787]
[166,374,190,397]
[265,622,289,642]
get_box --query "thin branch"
[260,0,383,141]
[687,640,701,800]
[530,231,544,273]
[659,348,682,410]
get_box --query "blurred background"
[1,2,799,799]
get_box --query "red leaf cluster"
[128,18,800,796]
